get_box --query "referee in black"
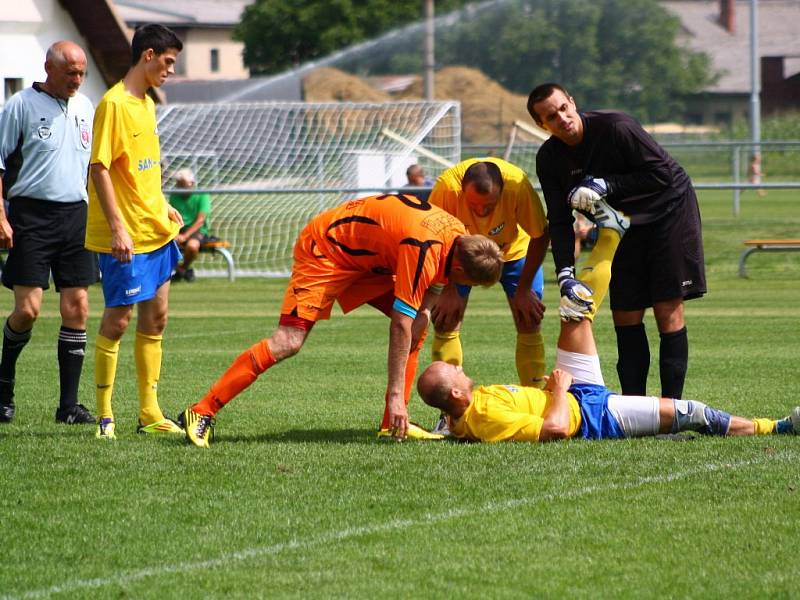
[527,83,705,399]
[0,41,99,423]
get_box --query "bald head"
[44,40,87,99]
[417,361,473,417]
[174,168,196,188]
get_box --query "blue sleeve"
[392,297,418,319]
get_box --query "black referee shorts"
[609,191,706,311]
[2,197,99,291]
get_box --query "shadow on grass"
[217,427,466,445]
[219,427,380,445]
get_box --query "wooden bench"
[739,239,800,278]
[200,238,235,282]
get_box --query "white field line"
[4,453,790,599]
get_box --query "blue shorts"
[456,257,544,299]
[98,241,181,307]
[569,383,626,440]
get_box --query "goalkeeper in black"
[527,82,705,399]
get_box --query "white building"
[0,0,252,107]
[0,0,128,105]
[115,0,253,81]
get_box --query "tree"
[430,0,716,122]
[236,0,469,74]
[236,0,716,123]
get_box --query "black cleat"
[55,403,95,425]
[0,378,15,422]
[0,399,15,423]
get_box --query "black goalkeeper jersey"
[536,110,694,272]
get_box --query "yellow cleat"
[136,417,184,435]
[95,418,116,441]
[377,422,445,441]
[178,407,215,448]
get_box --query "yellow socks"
[516,331,545,387]
[95,334,120,420]
[134,331,165,425]
[578,228,621,320]
[753,418,776,435]
[432,330,463,366]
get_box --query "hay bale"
[399,66,531,143]
[303,67,390,102]
[303,65,533,144]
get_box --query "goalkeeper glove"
[567,176,608,214]
[557,267,594,321]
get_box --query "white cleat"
[592,197,630,236]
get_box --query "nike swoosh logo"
[97,384,111,389]
[133,132,142,137]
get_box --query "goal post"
[503,119,549,175]
[157,100,461,277]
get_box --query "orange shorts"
[280,229,395,321]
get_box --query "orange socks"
[192,339,275,416]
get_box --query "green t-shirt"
[169,191,212,236]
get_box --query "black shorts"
[179,230,210,246]
[609,190,706,311]
[2,197,99,291]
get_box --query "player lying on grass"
[179,193,504,447]
[418,222,799,442]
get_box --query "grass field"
[1,190,799,599]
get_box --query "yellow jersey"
[86,81,179,253]
[429,157,546,262]
[449,384,582,443]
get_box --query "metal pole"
[749,0,761,155]
[423,0,435,101]
[732,145,741,216]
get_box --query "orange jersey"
[303,194,466,312]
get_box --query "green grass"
[1,190,799,599]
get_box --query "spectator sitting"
[169,168,212,282]
[404,164,433,201]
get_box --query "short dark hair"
[406,164,423,179]
[462,161,503,195]
[131,24,183,66]
[527,83,571,125]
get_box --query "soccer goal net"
[157,101,461,277]
[502,119,549,176]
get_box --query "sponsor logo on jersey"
[125,285,142,297]
[137,158,158,172]
[489,222,505,236]
[37,125,52,140]
[682,279,693,287]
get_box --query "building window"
[210,49,220,73]
[4,78,23,103]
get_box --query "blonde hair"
[454,235,503,286]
